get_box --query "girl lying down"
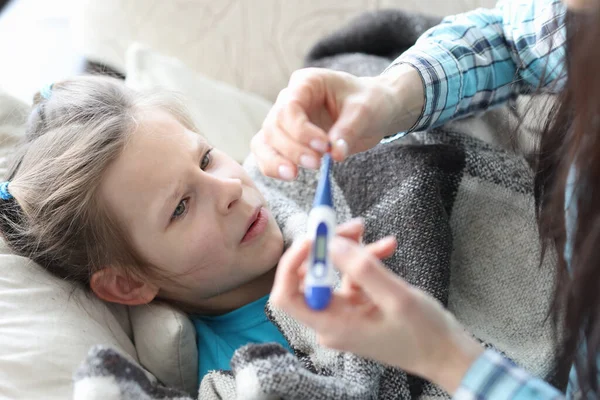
[0,75,392,380]
[1,76,555,399]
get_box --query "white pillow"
[125,43,273,163]
[0,244,138,399]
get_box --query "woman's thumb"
[330,236,406,306]
[328,101,371,162]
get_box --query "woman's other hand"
[271,232,483,395]
[252,65,424,180]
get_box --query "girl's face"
[99,110,284,313]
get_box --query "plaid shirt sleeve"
[385,0,567,132]
[455,350,565,399]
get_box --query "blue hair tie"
[40,83,54,100]
[0,181,12,200]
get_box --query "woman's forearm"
[380,0,567,133]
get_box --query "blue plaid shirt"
[387,0,587,398]
[388,0,567,132]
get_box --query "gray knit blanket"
[73,9,558,400]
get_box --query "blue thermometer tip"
[313,153,333,208]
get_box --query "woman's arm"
[251,0,567,180]
[387,0,568,132]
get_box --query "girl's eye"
[171,148,212,222]
[201,148,213,170]
[172,199,188,220]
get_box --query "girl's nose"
[217,177,243,214]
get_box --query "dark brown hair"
[536,7,600,395]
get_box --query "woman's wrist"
[425,322,484,395]
[376,63,426,136]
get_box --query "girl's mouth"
[241,207,268,244]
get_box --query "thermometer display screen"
[315,235,326,260]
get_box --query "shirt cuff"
[455,350,564,400]
[384,41,464,133]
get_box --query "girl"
[0,76,394,382]
[257,0,600,398]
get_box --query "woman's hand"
[251,65,424,180]
[271,231,483,395]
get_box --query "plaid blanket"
[73,9,558,400]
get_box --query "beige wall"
[75,0,498,101]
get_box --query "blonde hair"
[0,75,197,285]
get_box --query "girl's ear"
[90,267,159,305]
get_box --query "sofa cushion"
[129,302,198,396]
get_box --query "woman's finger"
[279,100,330,153]
[297,263,307,293]
[277,73,331,152]
[272,251,340,330]
[250,131,298,181]
[329,236,408,308]
[337,235,395,303]
[339,275,371,306]
[274,219,365,305]
[272,238,357,331]
[271,239,331,327]
[363,236,397,260]
[271,239,311,308]
[262,122,323,170]
[329,98,374,161]
[335,218,364,243]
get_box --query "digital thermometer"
[304,153,336,311]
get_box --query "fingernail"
[300,154,320,169]
[334,138,349,159]
[310,139,329,153]
[278,165,295,180]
